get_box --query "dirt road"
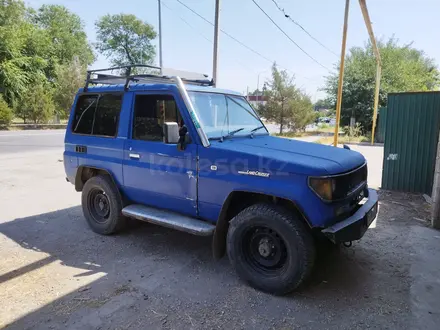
[1,142,439,329]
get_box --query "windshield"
[188,92,267,139]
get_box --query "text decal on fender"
[238,170,270,178]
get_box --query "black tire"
[227,204,316,295]
[81,175,126,235]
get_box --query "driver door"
[122,92,198,217]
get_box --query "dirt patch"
[378,189,431,226]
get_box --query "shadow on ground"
[0,190,428,329]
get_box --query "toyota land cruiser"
[64,65,378,295]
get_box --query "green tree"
[95,14,157,69]
[0,0,25,26]
[0,0,47,106]
[0,1,94,123]
[0,94,13,127]
[18,81,55,123]
[314,98,332,110]
[323,37,440,131]
[54,57,86,119]
[32,4,95,78]
[260,64,315,134]
[248,88,265,96]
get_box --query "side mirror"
[177,125,190,151]
[163,122,179,144]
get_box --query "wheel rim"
[242,226,288,275]
[87,188,110,223]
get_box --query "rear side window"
[72,94,122,137]
[72,95,98,135]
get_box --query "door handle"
[129,153,140,159]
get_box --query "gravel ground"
[1,146,440,329]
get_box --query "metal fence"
[382,92,440,194]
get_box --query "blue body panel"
[197,138,352,227]
[64,83,367,229]
[122,140,198,217]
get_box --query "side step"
[122,204,215,236]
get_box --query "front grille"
[333,163,367,200]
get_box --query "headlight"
[309,164,368,202]
[309,177,335,201]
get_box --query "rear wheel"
[81,175,126,235]
[227,204,315,295]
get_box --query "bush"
[343,123,363,138]
[0,95,13,127]
[17,82,55,123]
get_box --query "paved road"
[0,130,65,155]
[0,129,321,155]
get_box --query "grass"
[315,125,337,133]
[11,117,68,124]
[274,131,319,138]
[274,127,342,139]
[315,135,370,145]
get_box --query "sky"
[27,0,440,101]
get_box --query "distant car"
[64,64,378,295]
[317,117,330,124]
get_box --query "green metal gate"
[382,92,440,195]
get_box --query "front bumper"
[322,189,378,243]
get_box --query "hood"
[213,135,365,175]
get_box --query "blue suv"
[64,65,378,295]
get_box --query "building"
[247,95,267,108]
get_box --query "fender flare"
[212,193,236,260]
[212,190,311,260]
[75,166,118,192]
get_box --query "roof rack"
[84,64,214,91]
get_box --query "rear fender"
[75,166,118,193]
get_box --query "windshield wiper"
[250,125,265,134]
[221,127,245,141]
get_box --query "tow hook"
[343,241,352,248]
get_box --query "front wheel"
[227,204,316,295]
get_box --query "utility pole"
[358,0,382,145]
[212,0,221,87]
[257,74,260,104]
[158,0,163,73]
[333,0,350,147]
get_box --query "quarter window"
[72,94,122,137]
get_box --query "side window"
[72,93,122,137]
[72,95,98,135]
[92,94,123,137]
[133,94,182,142]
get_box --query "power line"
[270,0,338,57]
[175,0,273,64]
[174,0,322,83]
[251,0,331,71]
[162,1,211,44]
[162,1,254,72]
